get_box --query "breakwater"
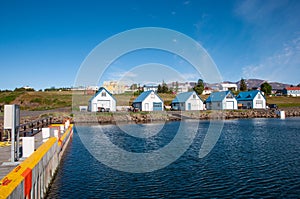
[0,124,73,199]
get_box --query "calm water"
[47,118,300,198]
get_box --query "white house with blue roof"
[132,90,164,111]
[236,90,266,109]
[206,91,237,110]
[171,91,204,111]
[88,87,116,112]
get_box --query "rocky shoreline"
[72,107,300,124]
[1,107,300,131]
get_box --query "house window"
[217,102,220,107]
[226,94,233,99]
[151,93,155,99]
[101,92,106,97]
[193,94,196,99]
[256,100,263,104]
[258,94,261,99]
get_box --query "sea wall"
[0,124,73,199]
[72,108,300,124]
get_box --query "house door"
[226,101,234,110]
[188,103,191,110]
[145,103,149,111]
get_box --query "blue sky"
[1,0,300,90]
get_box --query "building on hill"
[202,87,213,95]
[103,81,128,94]
[171,91,204,111]
[132,90,164,111]
[283,87,300,97]
[206,91,237,110]
[143,84,158,92]
[220,83,238,91]
[236,90,266,109]
[88,87,116,112]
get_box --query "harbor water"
[46,118,300,198]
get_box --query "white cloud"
[235,0,287,25]
[242,35,300,84]
[180,73,200,81]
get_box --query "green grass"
[1,91,300,112]
[266,96,300,108]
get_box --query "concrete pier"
[0,124,73,199]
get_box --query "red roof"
[285,87,300,90]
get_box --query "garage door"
[226,101,234,110]
[153,102,162,111]
[97,100,110,108]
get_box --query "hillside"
[1,89,300,112]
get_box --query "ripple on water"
[46,118,300,198]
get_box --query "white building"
[206,91,238,110]
[171,91,204,111]
[220,83,238,91]
[132,90,164,111]
[88,87,116,112]
[236,90,266,109]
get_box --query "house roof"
[285,87,300,91]
[236,90,264,101]
[172,91,201,103]
[206,91,233,102]
[133,90,163,103]
[89,87,116,102]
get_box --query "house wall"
[238,100,253,109]
[237,93,266,109]
[185,95,204,110]
[253,93,266,109]
[286,90,300,97]
[206,102,222,110]
[141,92,163,111]
[207,99,237,110]
[222,98,237,110]
[89,90,116,112]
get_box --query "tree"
[240,78,247,91]
[174,81,179,93]
[161,81,169,93]
[193,79,204,95]
[260,82,272,95]
[130,84,138,90]
[157,84,162,93]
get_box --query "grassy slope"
[266,96,300,108]
[0,91,299,111]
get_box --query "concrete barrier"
[0,124,73,199]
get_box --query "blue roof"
[133,90,163,103]
[89,87,116,102]
[206,91,233,102]
[172,91,201,103]
[236,90,264,101]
